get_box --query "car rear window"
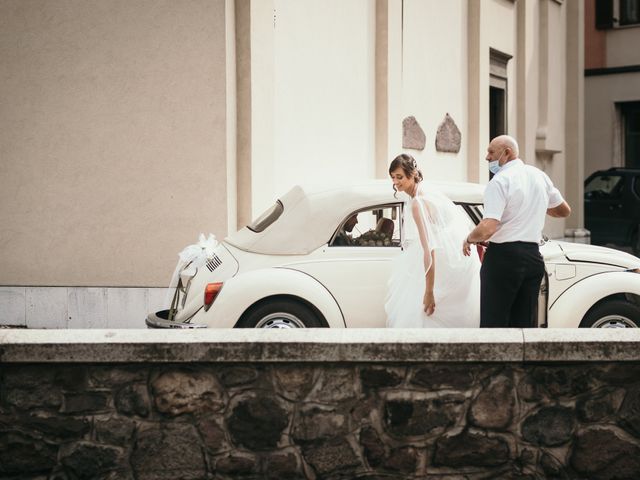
[585,175,623,198]
[248,200,284,233]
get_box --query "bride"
[385,154,481,328]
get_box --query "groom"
[463,135,571,328]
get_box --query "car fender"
[193,267,346,328]
[548,271,640,328]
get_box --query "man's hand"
[463,237,472,256]
[423,290,436,316]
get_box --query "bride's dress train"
[385,190,481,328]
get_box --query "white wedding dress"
[385,188,481,328]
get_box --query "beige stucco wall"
[0,0,228,287]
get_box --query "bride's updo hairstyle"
[389,153,423,197]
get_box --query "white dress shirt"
[483,159,564,244]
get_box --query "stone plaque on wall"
[402,116,426,151]
[435,113,461,153]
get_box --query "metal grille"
[206,255,223,272]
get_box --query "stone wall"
[1,329,640,479]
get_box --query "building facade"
[585,0,640,175]
[0,0,585,327]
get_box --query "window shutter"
[595,0,614,29]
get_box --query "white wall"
[251,0,376,218]
[401,0,469,181]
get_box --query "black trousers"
[480,241,545,328]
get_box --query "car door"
[584,173,627,244]
[288,204,403,327]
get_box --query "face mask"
[488,150,505,175]
[488,160,502,175]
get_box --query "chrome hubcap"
[255,312,306,329]
[593,315,638,328]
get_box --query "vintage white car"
[146,180,640,329]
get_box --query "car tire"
[236,299,326,328]
[580,299,640,328]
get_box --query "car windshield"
[248,200,284,233]
[585,175,623,198]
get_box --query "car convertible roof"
[226,180,485,255]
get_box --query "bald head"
[491,135,519,159]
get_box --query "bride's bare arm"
[412,201,432,273]
[412,201,436,315]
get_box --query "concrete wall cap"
[0,328,639,363]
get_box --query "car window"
[457,203,483,226]
[330,204,402,247]
[248,200,284,233]
[585,175,624,199]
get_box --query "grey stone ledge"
[0,328,639,364]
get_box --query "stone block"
[215,453,258,475]
[95,416,137,446]
[151,370,224,416]
[383,446,418,474]
[263,452,304,480]
[435,113,461,153]
[468,376,515,430]
[577,388,625,423]
[301,438,361,476]
[196,415,227,452]
[402,116,426,150]
[227,395,289,450]
[0,431,58,476]
[131,423,207,480]
[433,431,510,467]
[383,396,461,438]
[0,414,90,442]
[63,392,110,413]
[521,406,574,446]
[292,405,347,442]
[60,441,123,479]
[115,384,150,417]
[360,426,386,468]
[219,366,259,387]
[618,387,640,438]
[308,368,358,403]
[410,365,476,390]
[360,367,404,389]
[274,366,317,401]
[570,427,640,479]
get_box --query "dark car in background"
[585,168,640,256]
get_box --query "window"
[585,174,624,198]
[622,102,640,168]
[595,0,640,29]
[330,204,401,247]
[489,49,511,141]
[620,0,640,25]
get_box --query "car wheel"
[237,299,325,328]
[580,299,640,328]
